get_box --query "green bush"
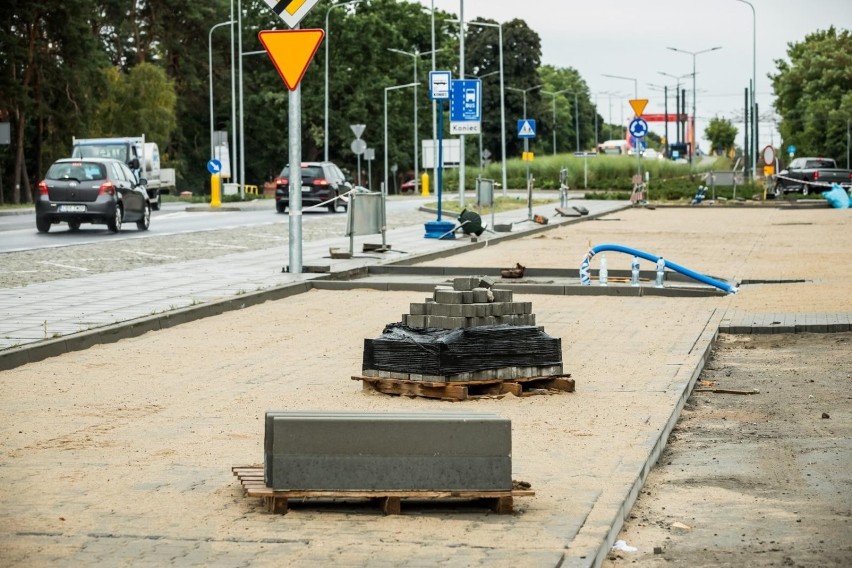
[461,153,731,193]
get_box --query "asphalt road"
[0,197,440,288]
[0,196,434,253]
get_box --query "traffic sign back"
[258,29,324,91]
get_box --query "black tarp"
[363,324,562,375]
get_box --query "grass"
[425,195,556,215]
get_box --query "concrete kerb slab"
[585,308,724,567]
[0,280,314,371]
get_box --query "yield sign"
[262,0,321,29]
[629,98,648,117]
[258,29,324,91]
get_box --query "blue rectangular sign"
[517,119,536,139]
[450,79,481,122]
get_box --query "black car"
[36,158,151,233]
[274,162,352,213]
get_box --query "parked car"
[400,178,421,194]
[774,157,852,195]
[35,158,151,233]
[274,161,352,213]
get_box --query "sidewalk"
[1,203,849,568]
[0,199,624,364]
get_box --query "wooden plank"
[490,496,514,514]
[354,373,573,401]
[364,378,469,401]
[380,497,401,515]
[498,382,523,396]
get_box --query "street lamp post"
[325,0,363,162]
[602,73,638,99]
[460,19,507,196]
[209,20,234,160]
[542,89,579,154]
[507,84,543,217]
[388,48,441,201]
[736,0,757,181]
[667,45,722,164]
[506,84,544,119]
[384,83,418,196]
[658,71,692,151]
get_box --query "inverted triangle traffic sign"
[629,98,648,117]
[258,29,324,91]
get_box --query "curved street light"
[736,0,757,180]
[209,20,234,160]
[542,89,580,154]
[388,48,441,199]
[667,46,722,164]
[457,19,507,197]
[325,0,363,162]
[384,83,419,196]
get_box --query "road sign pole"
[525,138,531,220]
[288,79,303,274]
[438,101,444,221]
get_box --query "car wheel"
[68,220,81,232]
[802,184,810,196]
[327,198,338,213]
[152,193,161,211]
[136,204,151,231]
[276,202,286,214]
[107,204,123,233]
[36,217,51,233]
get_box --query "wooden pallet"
[353,374,574,401]
[232,466,533,515]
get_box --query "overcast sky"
[419,0,851,152]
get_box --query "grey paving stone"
[434,289,464,304]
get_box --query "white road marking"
[185,240,250,249]
[120,250,178,259]
[36,261,89,271]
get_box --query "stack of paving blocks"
[361,276,564,382]
[402,276,535,330]
[264,411,512,491]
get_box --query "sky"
[418,0,852,152]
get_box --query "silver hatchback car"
[35,158,151,233]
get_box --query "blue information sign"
[517,119,536,139]
[450,79,481,134]
[207,159,222,174]
[628,118,648,139]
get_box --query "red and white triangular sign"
[258,29,324,91]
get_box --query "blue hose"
[580,243,737,294]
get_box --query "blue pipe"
[580,243,737,294]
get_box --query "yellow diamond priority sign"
[258,29,324,91]
[263,0,321,29]
[629,99,648,118]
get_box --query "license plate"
[59,205,86,213]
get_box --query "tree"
[704,117,738,156]
[91,62,177,145]
[0,0,105,204]
[537,65,594,154]
[466,18,542,160]
[771,27,852,162]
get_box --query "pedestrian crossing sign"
[517,119,536,139]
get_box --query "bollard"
[421,172,430,197]
[210,173,221,208]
